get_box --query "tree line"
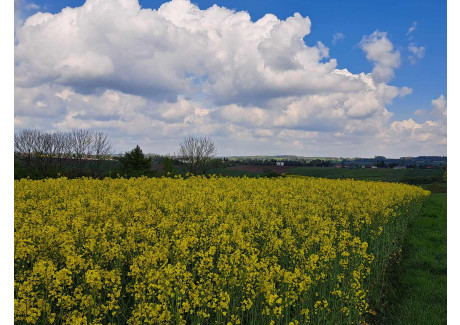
[14,129,113,178]
[14,129,218,179]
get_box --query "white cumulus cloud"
[14,0,445,156]
[430,94,447,120]
[359,30,401,83]
[379,94,447,153]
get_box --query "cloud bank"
[14,0,446,156]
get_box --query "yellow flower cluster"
[14,176,429,324]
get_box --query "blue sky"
[14,0,447,157]
[20,0,447,121]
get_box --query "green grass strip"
[373,193,447,325]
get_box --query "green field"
[209,166,446,184]
[286,167,445,183]
[372,193,447,324]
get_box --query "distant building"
[393,166,406,169]
[276,161,284,166]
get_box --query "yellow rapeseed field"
[14,176,429,325]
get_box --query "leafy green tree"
[162,157,176,176]
[121,145,152,172]
[376,160,386,168]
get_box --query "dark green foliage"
[162,157,176,176]
[399,176,444,185]
[120,145,152,172]
[262,168,281,178]
[305,159,331,167]
[376,159,386,168]
[424,182,447,193]
[14,157,47,179]
[14,156,123,179]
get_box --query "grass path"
[374,193,447,324]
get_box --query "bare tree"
[178,136,199,174]
[52,131,67,169]
[63,131,76,161]
[29,130,45,173]
[14,128,114,177]
[41,132,55,168]
[71,129,93,172]
[91,131,113,176]
[14,129,36,166]
[29,130,59,174]
[178,136,217,175]
[197,137,217,175]
[92,132,112,159]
